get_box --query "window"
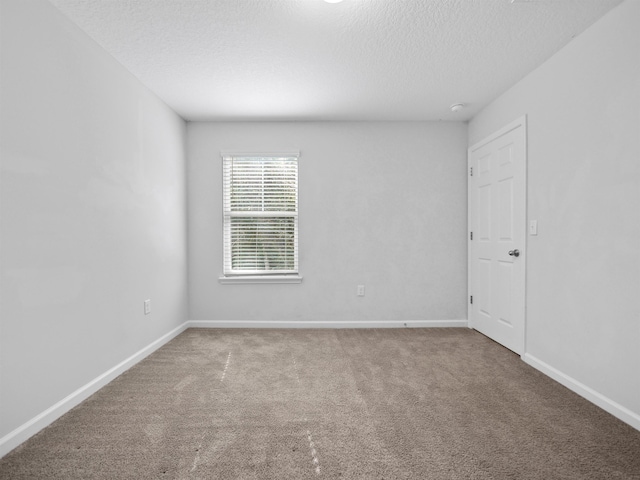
[220,152,301,283]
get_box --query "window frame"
[219,151,302,284]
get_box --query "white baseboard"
[187,319,468,329]
[6,323,636,461]
[0,322,189,459]
[522,353,640,432]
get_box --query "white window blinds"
[223,154,299,275]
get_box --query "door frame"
[467,115,528,355]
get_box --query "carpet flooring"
[1,328,639,479]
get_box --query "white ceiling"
[47,0,622,122]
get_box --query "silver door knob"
[508,249,520,257]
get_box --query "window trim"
[219,151,301,284]
[218,274,303,284]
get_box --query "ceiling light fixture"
[450,103,465,113]
[324,0,344,3]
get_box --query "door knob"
[508,249,520,257]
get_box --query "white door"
[468,116,526,355]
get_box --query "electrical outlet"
[144,299,151,315]
[357,285,365,297]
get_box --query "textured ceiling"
[47,0,622,121]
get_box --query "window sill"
[218,275,303,285]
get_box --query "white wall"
[0,0,188,447]
[188,121,468,325]
[469,0,640,425]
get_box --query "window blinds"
[223,155,298,275]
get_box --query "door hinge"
[470,231,473,240]
[470,295,473,304]
[469,166,473,177]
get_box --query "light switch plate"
[529,220,538,236]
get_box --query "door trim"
[467,115,528,355]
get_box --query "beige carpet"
[1,328,639,479]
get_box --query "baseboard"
[522,353,640,432]
[187,319,468,329]
[0,322,190,459]
[9,323,635,461]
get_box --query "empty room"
[1,0,639,478]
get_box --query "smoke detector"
[450,103,465,113]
